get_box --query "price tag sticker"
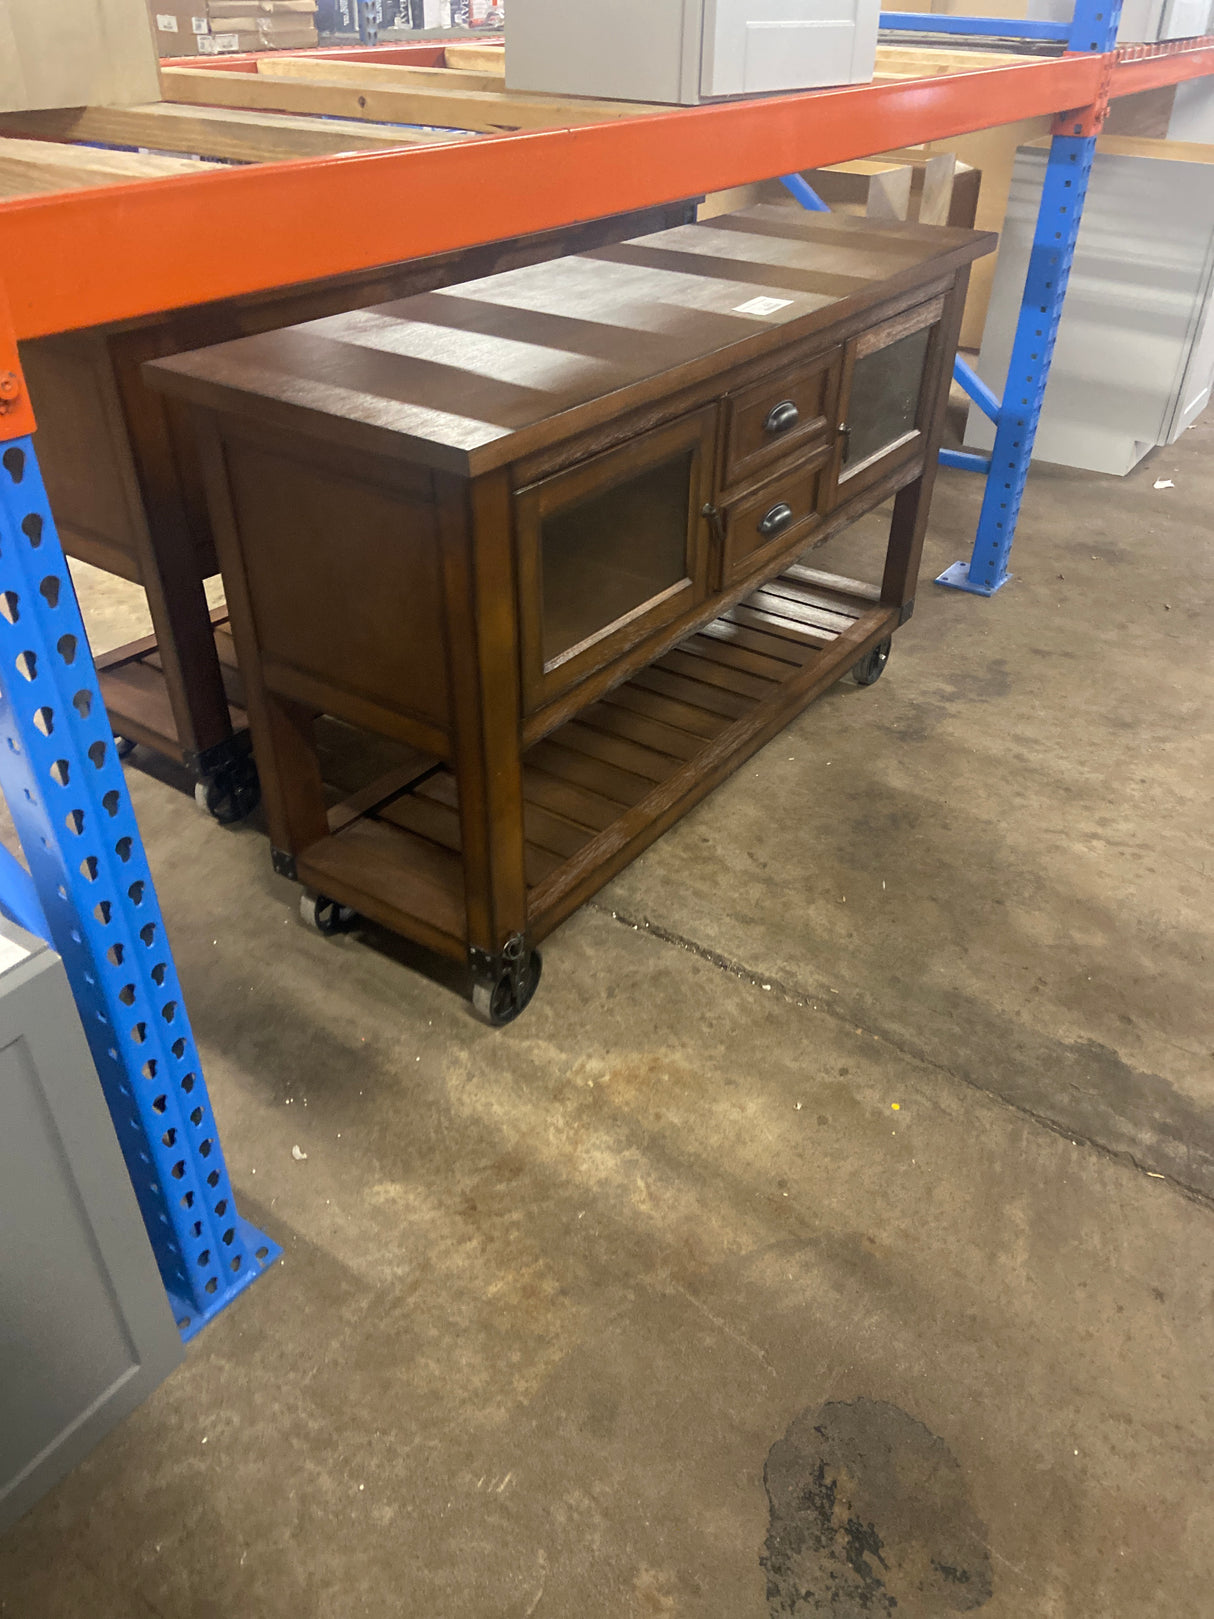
[732,296,794,318]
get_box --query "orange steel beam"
[0,55,1105,340]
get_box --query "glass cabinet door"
[516,407,717,712]
[835,297,944,497]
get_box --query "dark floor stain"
[761,1399,992,1617]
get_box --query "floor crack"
[590,902,1214,1214]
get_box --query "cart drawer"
[721,344,841,489]
[720,450,829,586]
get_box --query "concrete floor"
[1,416,1212,1618]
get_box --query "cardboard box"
[2,0,162,110]
[150,2,211,56]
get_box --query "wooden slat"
[444,43,506,73]
[525,740,653,807]
[725,602,838,649]
[629,665,751,720]
[257,58,507,95]
[680,630,795,683]
[0,102,467,163]
[325,752,438,834]
[521,766,622,834]
[577,700,702,763]
[417,767,593,863]
[0,134,220,200]
[697,616,813,668]
[748,584,858,636]
[785,564,883,603]
[381,788,565,893]
[557,720,680,785]
[656,645,776,701]
[601,682,729,741]
[162,66,653,134]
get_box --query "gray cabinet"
[967,137,1214,476]
[0,921,183,1534]
[504,0,879,106]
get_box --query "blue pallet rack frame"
[886,0,1125,594]
[0,292,279,1343]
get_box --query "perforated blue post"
[0,433,279,1341]
[937,0,1123,594]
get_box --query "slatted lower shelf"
[96,609,246,760]
[298,565,896,957]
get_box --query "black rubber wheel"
[299,890,358,935]
[194,758,261,825]
[850,637,892,687]
[471,948,542,1027]
[114,734,137,759]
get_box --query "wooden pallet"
[0,40,1029,199]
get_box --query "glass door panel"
[516,406,717,714]
[540,450,694,665]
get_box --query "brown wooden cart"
[147,207,994,1020]
[18,201,695,820]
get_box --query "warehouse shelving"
[0,17,1210,1333]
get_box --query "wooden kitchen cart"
[147,207,994,1020]
[18,200,693,821]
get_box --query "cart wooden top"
[145,206,995,477]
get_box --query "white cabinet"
[0,920,182,1532]
[504,0,878,105]
[966,137,1214,476]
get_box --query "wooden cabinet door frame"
[514,405,718,713]
[828,294,947,506]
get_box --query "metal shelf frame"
[0,23,1211,1336]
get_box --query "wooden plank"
[576,700,703,763]
[257,57,507,96]
[601,682,729,741]
[784,565,882,603]
[556,720,681,786]
[0,102,468,163]
[525,740,653,807]
[917,152,957,227]
[628,665,751,721]
[680,631,794,684]
[0,134,220,200]
[380,788,560,886]
[758,574,869,620]
[444,43,505,74]
[748,583,859,635]
[725,602,838,649]
[162,65,653,134]
[325,753,439,834]
[521,766,622,834]
[656,645,775,701]
[415,768,591,863]
[696,617,812,668]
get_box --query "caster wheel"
[299,890,358,935]
[114,735,137,759]
[194,759,260,825]
[849,637,891,687]
[472,947,542,1027]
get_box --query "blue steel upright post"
[0,292,278,1341]
[936,0,1123,594]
